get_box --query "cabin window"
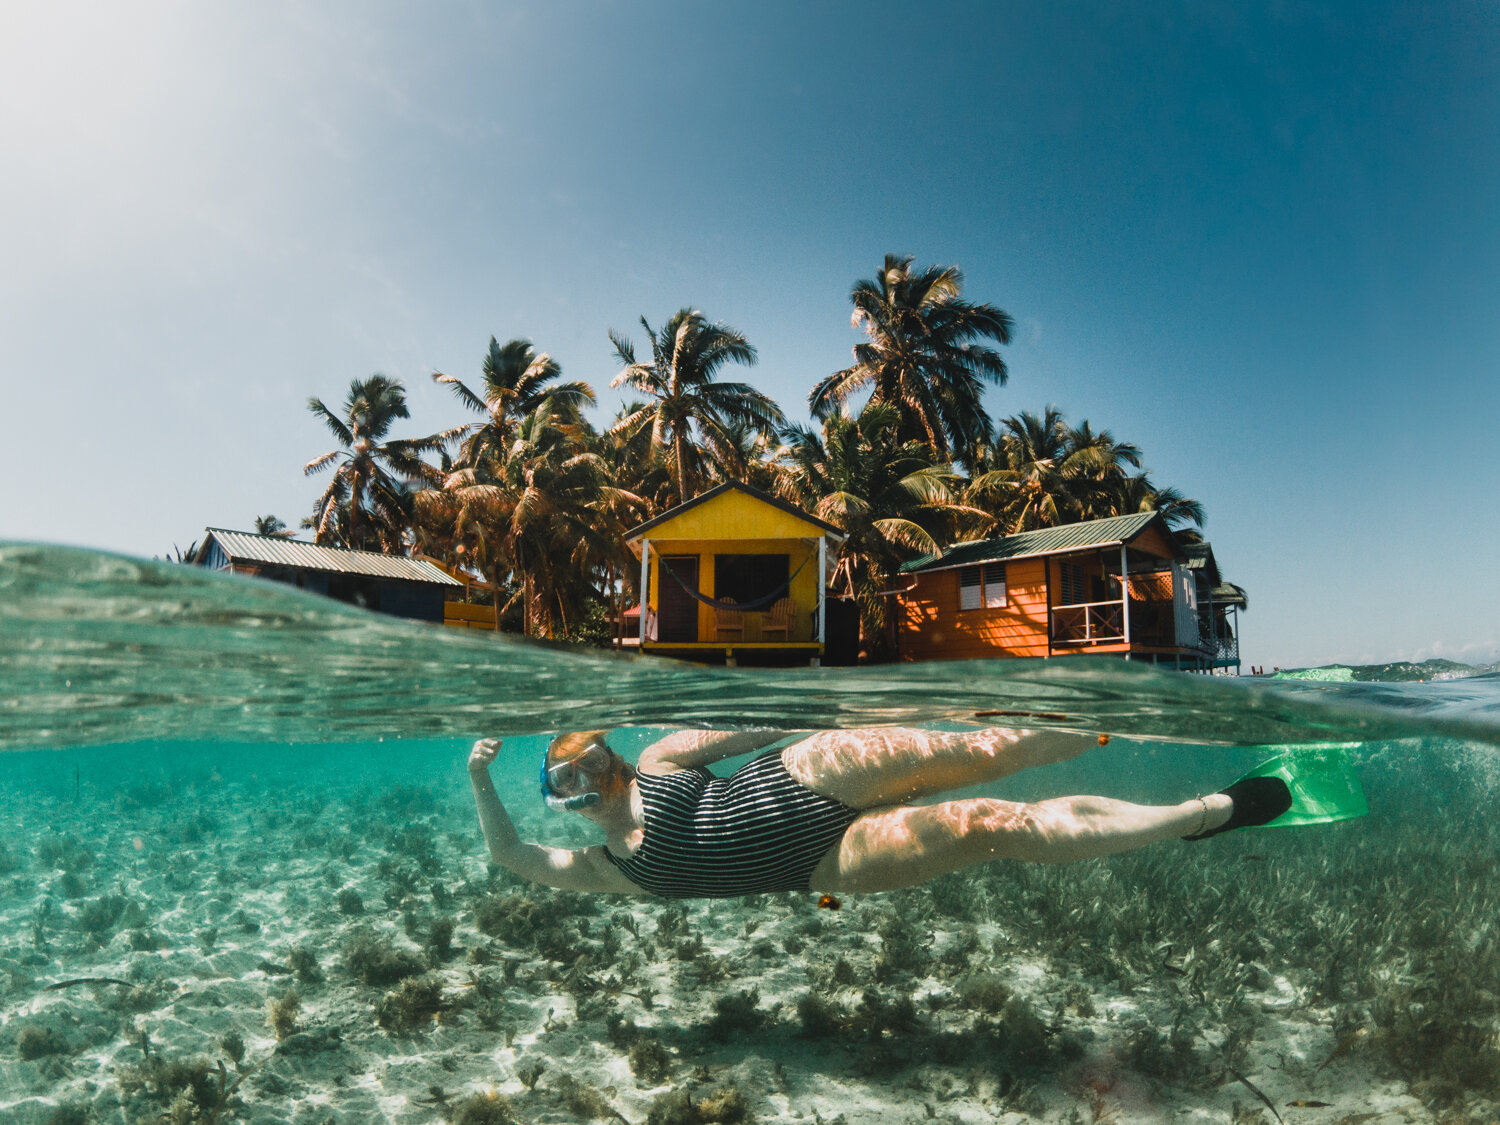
[1059,561,1085,606]
[958,563,1006,610]
[713,553,790,607]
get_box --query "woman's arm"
[467,740,637,894]
[637,728,793,773]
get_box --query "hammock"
[656,551,816,613]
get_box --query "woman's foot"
[1184,777,1293,841]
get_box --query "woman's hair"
[548,729,608,762]
[548,730,634,803]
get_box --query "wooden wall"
[644,487,827,542]
[1130,523,1177,560]
[647,539,820,642]
[896,526,1188,661]
[640,491,831,643]
[895,557,1051,661]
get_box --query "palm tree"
[597,400,677,519]
[252,515,295,538]
[966,408,1205,538]
[1103,474,1206,533]
[720,418,785,496]
[609,309,782,505]
[416,403,641,638]
[965,408,1143,535]
[304,375,444,550]
[1061,421,1144,500]
[966,407,1083,534]
[433,337,595,467]
[810,254,1013,467]
[778,404,971,656]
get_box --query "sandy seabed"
[0,745,1463,1125]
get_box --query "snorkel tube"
[538,752,603,812]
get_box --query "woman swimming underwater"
[467,727,1291,898]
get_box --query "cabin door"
[656,556,700,643]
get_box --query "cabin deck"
[641,640,824,666]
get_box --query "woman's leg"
[783,726,1096,810]
[808,792,1234,893]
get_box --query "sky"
[3,1,1498,671]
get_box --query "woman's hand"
[469,738,501,775]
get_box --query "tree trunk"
[348,465,363,550]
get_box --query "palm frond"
[432,372,488,415]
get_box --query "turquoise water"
[3,543,1500,1123]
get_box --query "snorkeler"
[467,728,1291,898]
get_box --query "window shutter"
[1060,562,1082,605]
[982,562,1006,608]
[959,567,982,610]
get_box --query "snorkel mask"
[539,739,609,812]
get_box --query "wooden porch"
[894,511,1245,672]
[625,482,846,667]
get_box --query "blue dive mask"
[539,741,609,812]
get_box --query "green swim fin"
[1237,743,1368,828]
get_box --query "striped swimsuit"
[601,750,861,898]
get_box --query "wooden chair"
[714,599,744,642]
[760,597,795,641]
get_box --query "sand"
[0,745,1447,1124]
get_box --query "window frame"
[957,561,1007,611]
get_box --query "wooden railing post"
[639,540,650,646]
[817,537,826,646]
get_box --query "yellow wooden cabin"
[625,481,846,666]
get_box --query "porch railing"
[1051,600,1124,645]
[1195,610,1240,665]
[640,605,817,644]
[1051,598,1178,647]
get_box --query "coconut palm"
[778,403,970,656]
[610,309,782,506]
[965,407,1083,534]
[433,337,595,467]
[252,515,295,538]
[810,254,1013,467]
[418,403,641,638]
[720,418,785,496]
[1103,474,1206,533]
[1061,421,1144,497]
[967,408,1204,539]
[304,374,444,550]
[597,400,677,519]
[964,409,1132,535]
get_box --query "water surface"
[3,543,1498,1124]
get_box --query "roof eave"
[623,480,847,543]
[903,512,1184,575]
[906,538,1132,575]
[202,528,463,587]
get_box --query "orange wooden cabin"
[893,511,1245,672]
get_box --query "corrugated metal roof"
[902,511,1167,573]
[1181,541,1223,586]
[1210,583,1249,609]
[203,529,463,586]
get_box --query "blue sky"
[3,2,1497,670]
